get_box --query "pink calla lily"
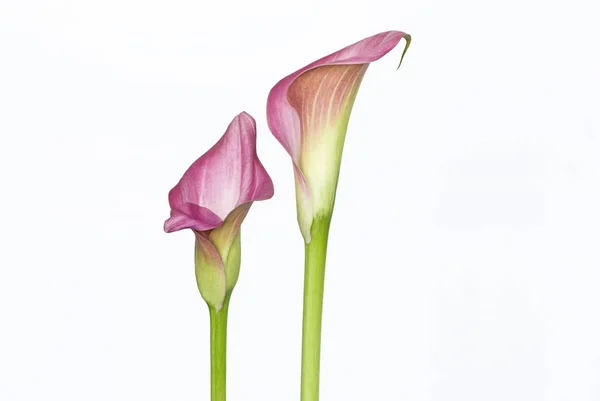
[267,31,410,242]
[164,112,274,309]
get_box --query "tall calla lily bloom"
[164,112,274,311]
[267,31,410,401]
[267,30,410,243]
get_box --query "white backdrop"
[1,0,599,400]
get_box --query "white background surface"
[1,0,599,400]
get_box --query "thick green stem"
[300,217,332,401]
[209,295,230,401]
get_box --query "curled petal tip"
[396,34,411,70]
[163,204,223,233]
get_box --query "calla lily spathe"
[267,31,411,243]
[164,112,274,309]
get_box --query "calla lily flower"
[164,112,274,310]
[267,31,411,243]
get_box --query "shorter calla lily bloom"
[267,30,411,243]
[164,112,274,310]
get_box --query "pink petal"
[164,203,223,233]
[165,112,274,233]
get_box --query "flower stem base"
[209,295,230,401]
[300,217,331,401]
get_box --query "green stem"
[209,295,230,401]
[300,217,332,401]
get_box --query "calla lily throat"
[287,63,369,241]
